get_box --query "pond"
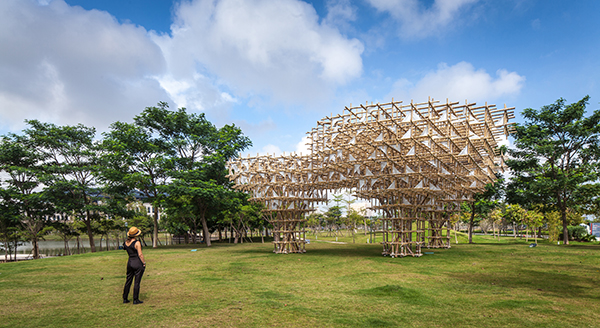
[0,237,154,258]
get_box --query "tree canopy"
[507,96,600,244]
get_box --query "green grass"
[1,233,600,327]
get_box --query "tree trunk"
[32,236,39,259]
[84,211,96,252]
[239,223,244,243]
[64,239,69,255]
[200,208,211,247]
[152,206,159,248]
[468,202,475,244]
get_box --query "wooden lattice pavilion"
[227,98,514,257]
[227,154,327,253]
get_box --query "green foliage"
[560,225,596,242]
[306,212,325,228]
[1,101,254,252]
[22,119,117,252]
[546,211,561,243]
[127,214,153,238]
[160,214,189,236]
[0,133,54,258]
[507,96,600,244]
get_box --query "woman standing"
[122,227,146,304]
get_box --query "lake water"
[0,235,178,257]
[1,238,134,256]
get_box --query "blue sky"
[1,0,599,156]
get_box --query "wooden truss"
[228,98,514,257]
[227,154,327,253]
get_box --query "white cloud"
[388,62,525,104]
[250,135,310,157]
[293,136,311,155]
[366,0,478,38]
[323,0,356,31]
[0,0,170,132]
[0,0,364,135]
[154,0,364,110]
[261,144,282,156]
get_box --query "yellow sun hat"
[128,226,142,238]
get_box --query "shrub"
[558,225,595,242]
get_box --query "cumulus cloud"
[366,0,478,39]
[323,0,357,31]
[154,0,364,109]
[294,136,311,155]
[388,62,525,104]
[0,0,365,135]
[0,0,170,132]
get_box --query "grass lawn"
[1,233,599,327]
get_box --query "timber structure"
[227,98,514,257]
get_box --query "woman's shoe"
[123,299,130,304]
[133,299,144,304]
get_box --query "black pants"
[123,258,145,301]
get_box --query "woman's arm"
[135,241,146,265]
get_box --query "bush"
[558,225,595,242]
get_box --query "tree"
[523,209,543,243]
[25,120,106,252]
[324,206,342,237]
[0,187,22,261]
[306,212,324,237]
[50,220,80,255]
[135,103,251,247]
[507,96,600,244]
[449,212,461,244]
[489,207,504,240]
[221,192,265,244]
[505,204,526,238]
[466,176,504,244]
[345,209,364,243]
[0,134,52,259]
[102,117,171,248]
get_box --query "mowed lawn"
[1,234,599,328]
